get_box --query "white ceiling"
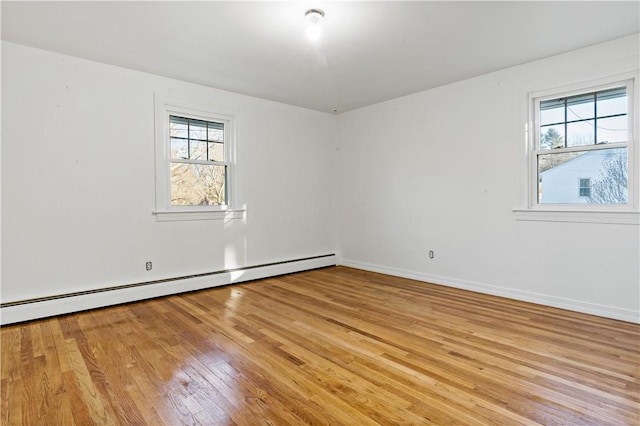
[2,1,639,113]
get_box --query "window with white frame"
[154,98,237,220]
[530,78,635,208]
[169,115,228,206]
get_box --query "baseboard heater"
[1,254,336,325]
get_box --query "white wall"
[1,42,337,307]
[337,35,640,322]
[3,35,639,324]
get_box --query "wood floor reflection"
[2,266,639,425]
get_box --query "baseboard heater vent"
[1,254,336,325]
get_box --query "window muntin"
[534,82,631,206]
[168,115,228,207]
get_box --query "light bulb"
[305,9,324,41]
[306,23,322,41]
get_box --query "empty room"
[1,1,639,425]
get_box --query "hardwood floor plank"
[2,266,639,425]
[80,311,149,426]
[64,338,111,425]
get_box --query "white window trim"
[515,73,640,225]
[153,95,244,221]
[154,209,245,222]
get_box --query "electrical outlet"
[428,250,434,259]
[146,261,152,271]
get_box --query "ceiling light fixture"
[305,8,325,41]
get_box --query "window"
[169,115,228,206]
[578,178,591,197]
[154,97,240,221]
[531,78,635,208]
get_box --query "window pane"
[566,120,594,147]
[170,163,226,206]
[540,99,564,125]
[579,178,591,197]
[190,141,208,160]
[566,93,594,121]
[540,125,565,150]
[209,142,224,162]
[538,148,627,204]
[189,120,207,141]
[170,138,188,159]
[597,116,627,144]
[170,116,188,138]
[208,124,224,142]
[597,87,626,117]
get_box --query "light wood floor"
[2,266,639,425]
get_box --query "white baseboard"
[340,258,640,324]
[1,255,336,325]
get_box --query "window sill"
[513,209,639,225]
[153,209,245,222]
